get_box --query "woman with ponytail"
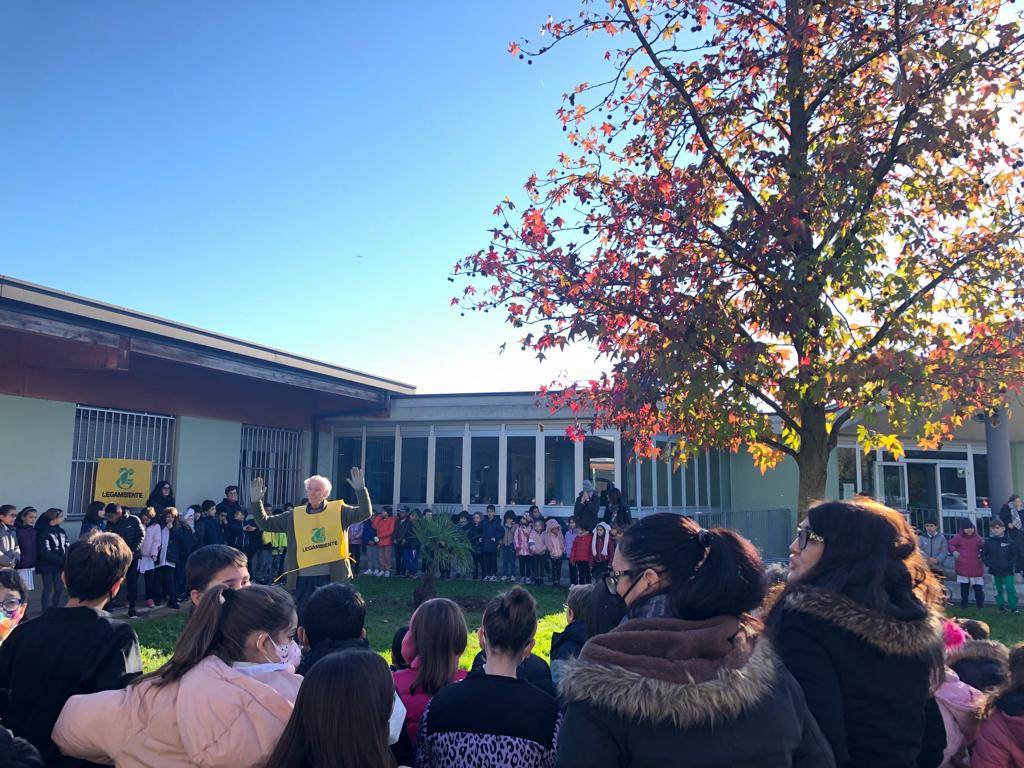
[768,499,945,768]
[556,512,834,768]
[53,584,301,767]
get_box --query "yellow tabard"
[291,501,350,571]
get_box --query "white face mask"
[263,636,302,672]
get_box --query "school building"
[2,274,1023,558]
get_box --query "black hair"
[302,583,366,645]
[481,586,537,654]
[64,533,133,601]
[0,505,14,518]
[146,480,175,508]
[391,625,410,670]
[224,485,239,495]
[103,503,121,517]
[585,582,628,638]
[201,500,217,513]
[15,507,37,527]
[0,569,26,599]
[618,513,765,620]
[925,518,939,527]
[83,501,104,524]
[186,545,248,594]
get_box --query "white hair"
[304,475,332,495]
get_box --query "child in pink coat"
[528,520,548,585]
[543,519,566,586]
[949,519,986,609]
[514,517,533,582]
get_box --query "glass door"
[880,463,907,510]
[937,463,972,533]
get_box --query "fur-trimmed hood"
[558,614,779,729]
[780,585,944,657]
[947,639,1010,667]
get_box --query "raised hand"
[250,476,266,503]
[346,467,366,492]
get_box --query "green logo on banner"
[311,527,326,544]
[115,468,135,490]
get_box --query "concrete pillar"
[986,408,1013,513]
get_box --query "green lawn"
[947,606,1024,647]
[135,577,571,673]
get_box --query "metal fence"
[905,507,993,537]
[686,507,795,562]
[238,425,303,509]
[68,406,176,518]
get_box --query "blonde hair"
[304,475,332,495]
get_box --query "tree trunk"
[795,404,831,521]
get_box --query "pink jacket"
[514,525,532,557]
[935,669,982,767]
[949,533,985,578]
[543,520,565,558]
[527,527,548,555]
[393,661,468,744]
[972,704,1024,767]
[53,656,301,768]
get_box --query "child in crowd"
[35,508,68,610]
[394,507,411,578]
[470,512,485,580]
[918,518,949,582]
[404,509,421,578]
[564,517,579,585]
[528,519,548,585]
[372,506,396,577]
[481,505,503,582]
[196,500,223,547]
[139,509,162,608]
[417,587,560,768]
[0,506,18,571]
[171,508,197,600]
[543,518,565,586]
[570,523,593,585]
[246,513,271,582]
[348,517,366,575]
[550,584,591,686]
[185,544,251,606]
[514,516,533,582]
[267,651,399,768]
[949,518,986,609]
[224,508,246,552]
[393,598,468,760]
[217,510,229,540]
[53,584,301,768]
[500,511,517,582]
[13,507,36,592]
[973,643,1024,766]
[455,512,473,579]
[153,508,181,609]
[590,521,615,580]
[0,570,27,646]
[983,518,1020,614]
[296,583,369,675]
[79,500,106,540]
[0,533,140,764]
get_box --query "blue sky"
[0,2,609,393]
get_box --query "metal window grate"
[238,425,303,509]
[68,406,176,518]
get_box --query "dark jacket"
[574,492,600,532]
[602,504,633,528]
[416,668,560,768]
[981,535,1019,577]
[35,525,68,575]
[77,519,103,541]
[466,522,484,554]
[195,515,224,547]
[297,637,370,676]
[215,498,243,518]
[167,524,196,567]
[948,640,1010,692]
[224,519,245,552]
[0,525,20,569]
[480,517,503,554]
[106,513,144,556]
[394,517,413,547]
[14,525,36,571]
[557,614,834,768]
[0,606,142,767]
[471,650,555,699]
[0,726,42,768]
[771,584,943,768]
[549,619,587,688]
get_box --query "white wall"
[175,416,241,508]
[0,395,76,514]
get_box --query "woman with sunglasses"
[556,512,834,768]
[768,499,946,768]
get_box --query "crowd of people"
[1,477,1024,765]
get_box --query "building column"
[535,429,545,508]
[497,424,508,509]
[426,426,436,506]
[574,439,585,495]
[461,424,471,509]
[986,408,1013,513]
[392,425,402,507]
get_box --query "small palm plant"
[412,510,472,601]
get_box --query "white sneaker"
[384,571,391,578]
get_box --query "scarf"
[592,522,612,557]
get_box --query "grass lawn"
[947,606,1024,646]
[135,577,571,673]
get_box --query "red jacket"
[372,515,396,547]
[569,532,593,565]
[393,662,467,745]
[972,698,1024,768]
[949,532,985,578]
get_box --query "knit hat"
[582,480,595,493]
[958,517,975,531]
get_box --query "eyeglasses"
[797,528,825,551]
[604,568,661,595]
[0,598,24,614]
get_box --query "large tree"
[455,0,1024,514]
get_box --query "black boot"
[974,584,986,609]
[960,583,970,608]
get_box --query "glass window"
[583,436,615,492]
[837,447,857,500]
[470,436,499,505]
[860,449,876,498]
[973,453,990,510]
[656,443,668,507]
[640,456,653,508]
[697,451,709,506]
[685,456,696,507]
[365,435,394,506]
[506,436,536,506]
[671,451,683,508]
[620,442,638,508]
[434,437,462,505]
[334,436,361,505]
[545,436,575,506]
[719,450,731,509]
[709,449,721,507]
[399,437,428,504]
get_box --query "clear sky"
[0,2,609,393]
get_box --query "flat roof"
[0,274,416,396]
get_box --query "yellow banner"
[94,458,153,506]
[292,501,350,571]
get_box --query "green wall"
[0,395,76,514]
[730,447,799,513]
[175,416,241,507]
[1012,442,1024,496]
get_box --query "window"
[434,437,462,504]
[656,443,668,507]
[860,449,876,499]
[837,447,857,499]
[620,442,638,508]
[709,450,722,507]
[470,437,499,505]
[334,436,361,505]
[506,436,536,505]
[400,437,428,504]
[974,453,990,510]
[640,456,653,508]
[719,450,731,508]
[239,425,302,509]
[583,436,615,489]
[685,457,696,507]
[697,452,709,506]
[545,436,575,506]
[671,452,683,508]
[365,435,395,506]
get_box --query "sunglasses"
[797,528,825,551]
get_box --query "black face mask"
[585,581,629,639]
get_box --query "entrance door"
[937,463,971,532]
[880,463,907,510]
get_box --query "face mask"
[0,607,25,642]
[264,636,303,672]
[388,692,406,745]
